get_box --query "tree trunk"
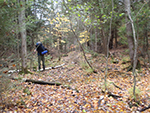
[18,0,27,73]
[125,0,134,64]
[101,29,107,56]
[109,30,114,49]
[145,24,150,67]
[59,36,63,51]
[125,0,138,100]
[114,28,118,48]
[95,26,98,52]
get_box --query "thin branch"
[134,2,147,20]
[70,22,95,72]
[126,2,147,25]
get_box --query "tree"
[125,0,138,101]
[18,0,27,73]
[125,0,134,66]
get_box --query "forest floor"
[0,49,150,112]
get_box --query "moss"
[19,69,33,74]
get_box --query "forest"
[0,0,150,112]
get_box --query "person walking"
[34,42,47,71]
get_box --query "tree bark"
[101,29,107,56]
[95,26,98,52]
[125,0,138,100]
[109,30,114,49]
[18,0,27,73]
[114,25,118,48]
[125,0,134,64]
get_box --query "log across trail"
[8,63,65,73]
[10,77,79,93]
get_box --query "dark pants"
[38,55,45,70]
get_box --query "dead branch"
[139,104,150,112]
[102,90,122,99]
[112,82,122,90]
[107,91,122,99]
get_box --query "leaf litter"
[0,50,150,112]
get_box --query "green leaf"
[69,7,72,10]
[68,0,71,2]
[98,27,101,29]
[119,13,124,17]
[102,15,106,18]
[85,7,89,11]
[73,6,76,9]
[83,109,86,112]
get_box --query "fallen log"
[25,79,61,86]
[43,63,65,71]
[8,63,65,73]
[11,77,61,86]
[10,77,79,92]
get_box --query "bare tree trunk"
[18,0,27,73]
[125,0,134,65]
[146,27,150,67]
[14,1,20,71]
[114,25,118,48]
[95,26,98,52]
[58,36,63,52]
[101,29,107,56]
[109,30,114,49]
[144,24,149,65]
[125,0,138,100]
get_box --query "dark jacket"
[36,43,47,56]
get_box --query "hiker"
[34,42,47,71]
